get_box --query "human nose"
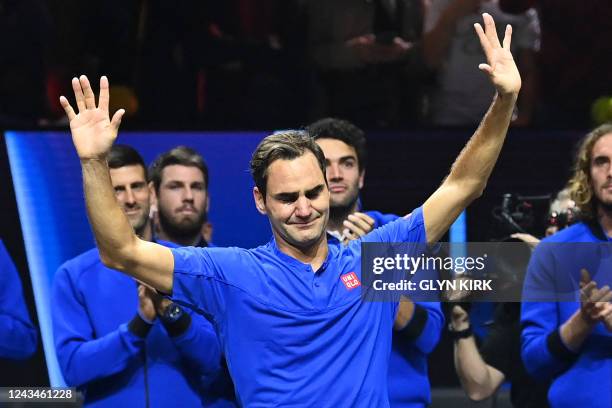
[182,186,194,202]
[294,196,312,218]
[124,188,136,205]
[327,163,342,181]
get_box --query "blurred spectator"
[423,0,539,126]
[0,239,37,361]
[303,0,427,128]
[0,0,51,126]
[135,0,302,128]
[201,0,305,128]
[136,0,211,125]
[500,0,612,128]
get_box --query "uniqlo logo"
[340,272,361,290]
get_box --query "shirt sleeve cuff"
[547,328,579,362]
[128,314,154,338]
[398,304,428,341]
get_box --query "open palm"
[474,13,522,96]
[60,76,125,160]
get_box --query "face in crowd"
[590,133,612,212]
[155,164,209,239]
[110,164,151,236]
[255,151,330,250]
[315,138,364,211]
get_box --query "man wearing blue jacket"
[309,117,444,408]
[149,146,212,248]
[521,123,612,408]
[52,145,228,407]
[0,239,37,361]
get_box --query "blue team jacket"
[52,245,235,407]
[0,239,37,359]
[521,221,612,408]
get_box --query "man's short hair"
[108,145,147,176]
[307,118,367,172]
[566,123,612,219]
[149,146,209,192]
[250,130,327,198]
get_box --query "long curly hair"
[566,123,612,219]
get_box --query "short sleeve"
[361,206,427,244]
[170,246,243,321]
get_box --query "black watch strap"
[448,323,473,340]
[160,303,192,337]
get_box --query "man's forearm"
[454,337,504,401]
[82,159,137,268]
[446,92,517,195]
[559,310,595,352]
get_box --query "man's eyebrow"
[306,184,325,195]
[273,191,299,200]
[593,155,610,163]
[338,155,357,162]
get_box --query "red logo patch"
[341,272,361,290]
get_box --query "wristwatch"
[161,302,184,324]
[448,323,473,340]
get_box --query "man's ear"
[253,187,267,215]
[148,182,158,216]
[358,169,366,190]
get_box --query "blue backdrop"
[6,130,274,386]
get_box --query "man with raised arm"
[60,14,520,407]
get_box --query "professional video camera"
[491,193,552,238]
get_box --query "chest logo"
[340,272,361,290]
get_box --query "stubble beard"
[158,206,206,242]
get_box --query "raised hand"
[473,13,521,96]
[60,76,125,160]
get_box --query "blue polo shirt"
[170,207,426,407]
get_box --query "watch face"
[166,303,182,320]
